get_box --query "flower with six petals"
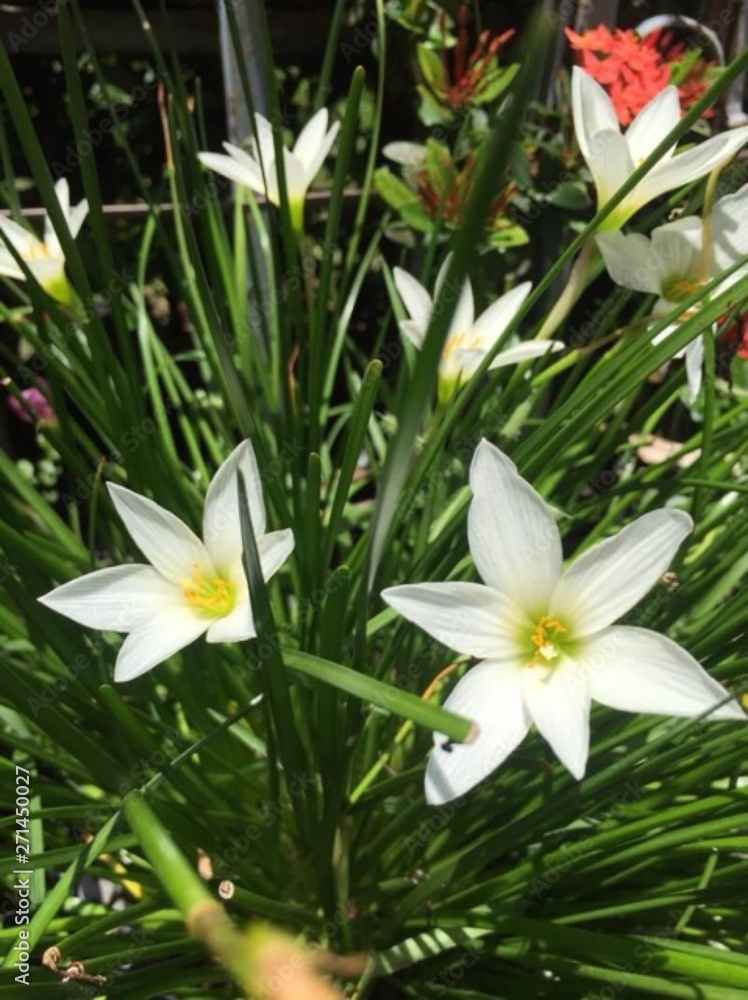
[394,258,563,403]
[572,67,748,231]
[383,439,743,804]
[596,184,748,398]
[39,441,294,682]
[198,109,339,233]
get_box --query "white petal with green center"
[425,660,529,804]
[39,565,181,632]
[522,659,591,779]
[383,581,530,659]
[551,509,692,636]
[585,626,745,720]
[206,595,256,644]
[468,439,562,609]
[114,607,212,682]
[202,439,267,572]
[108,483,210,584]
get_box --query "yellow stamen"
[25,242,54,262]
[528,616,567,667]
[442,332,483,360]
[182,564,236,619]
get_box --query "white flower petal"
[523,660,591,779]
[258,528,295,580]
[293,108,329,174]
[39,565,181,632]
[198,151,267,198]
[281,149,309,204]
[470,282,532,352]
[67,198,89,240]
[222,142,266,191]
[203,439,266,573]
[394,267,433,328]
[206,597,256,644]
[551,509,693,636]
[399,318,427,350]
[488,340,564,370]
[468,439,562,609]
[449,281,475,339]
[572,67,621,165]
[0,214,40,257]
[624,86,680,167]
[596,232,664,294]
[382,581,529,660]
[382,141,426,168]
[651,218,703,290]
[114,608,210,682]
[585,626,745,721]
[108,483,210,584]
[303,120,340,184]
[712,185,748,272]
[251,113,277,167]
[588,129,636,206]
[635,125,748,209]
[425,660,530,804]
[685,336,704,402]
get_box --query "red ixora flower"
[566,25,712,126]
[439,3,514,110]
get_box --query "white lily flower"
[393,259,563,404]
[572,67,748,231]
[39,441,294,683]
[0,178,87,304]
[198,108,339,231]
[383,440,743,804]
[597,184,748,398]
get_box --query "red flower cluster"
[566,25,712,125]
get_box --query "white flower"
[0,178,87,304]
[382,141,426,173]
[572,67,748,231]
[198,108,339,229]
[39,441,294,683]
[383,439,743,804]
[597,184,748,398]
[393,259,563,403]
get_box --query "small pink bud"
[7,379,56,426]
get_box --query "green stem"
[536,239,596,342]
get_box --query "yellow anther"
[182,564,236,619]
[528,616,567,667]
